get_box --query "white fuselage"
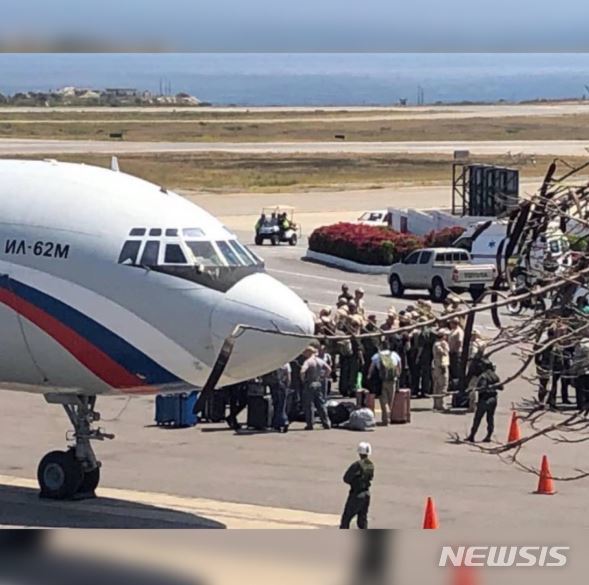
[0,160,314,396]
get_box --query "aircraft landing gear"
[38,394,113,500]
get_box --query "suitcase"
[247,395,273,430]
[451,391,470,409]
[328,401,356,427]
[155,394,178,426]
[247,381,266,397]
[356,389,376,412]
[390,388,411,424]
[155,392,198,427]
[201,390,227,423]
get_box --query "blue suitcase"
[156,392,198,427]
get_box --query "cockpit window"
[164,244,187,264]
[118,240,141,265]
[183,228,205,238]
[118,229,266,292]
[149,228,162,236]
[186,241,224,267]
[216,240,243,266]
[141,241,160,266]
[231,240,257,266]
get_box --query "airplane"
[0,158,315,500]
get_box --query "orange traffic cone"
[422,496,439,529]
[536,455,556,495]
[453,565,477,585]
[507,411,521,443]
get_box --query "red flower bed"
[309,223,466,266]
[308,223,424,265]
[424,226,465,248]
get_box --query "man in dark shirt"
[340,442,375,529]
[414,320,436,397]
[466,357,504,443]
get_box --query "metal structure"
[452,162,519,217]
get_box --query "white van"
[453,220,508,264]
[453,219,572,283]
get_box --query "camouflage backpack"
[379,351,397,382]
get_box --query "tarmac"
[187,180,543,234]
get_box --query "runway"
[1,103,589,117]
[1,138,588,156]
[4,104,589,125]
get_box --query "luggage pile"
[326,386,412,430]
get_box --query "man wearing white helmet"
[340,442,375,529]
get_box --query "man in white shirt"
[367,341,401,426]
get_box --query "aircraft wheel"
[38,449,83,500]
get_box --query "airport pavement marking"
[267,267,384,289]
[0,474,339,529]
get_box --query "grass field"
[13,152,581,192]
[2,112,589,142]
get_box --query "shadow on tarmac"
[0,484,225,528]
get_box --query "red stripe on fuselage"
[0,288,151,392]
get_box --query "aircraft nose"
[210,273,315,383]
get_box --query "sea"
[1,53,589,107]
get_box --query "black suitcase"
[328,401,356,427]
[451,391,470,409]
[247,395,273,430]
[201,390,227,422]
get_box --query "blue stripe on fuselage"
[1,276,181,385]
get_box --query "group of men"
[244,283,499,440]
[535,318,589,412]
[313,284,487,403]
[255,211,293,233]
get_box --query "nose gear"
[38,394,113,500]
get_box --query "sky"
[2,0,589,51]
